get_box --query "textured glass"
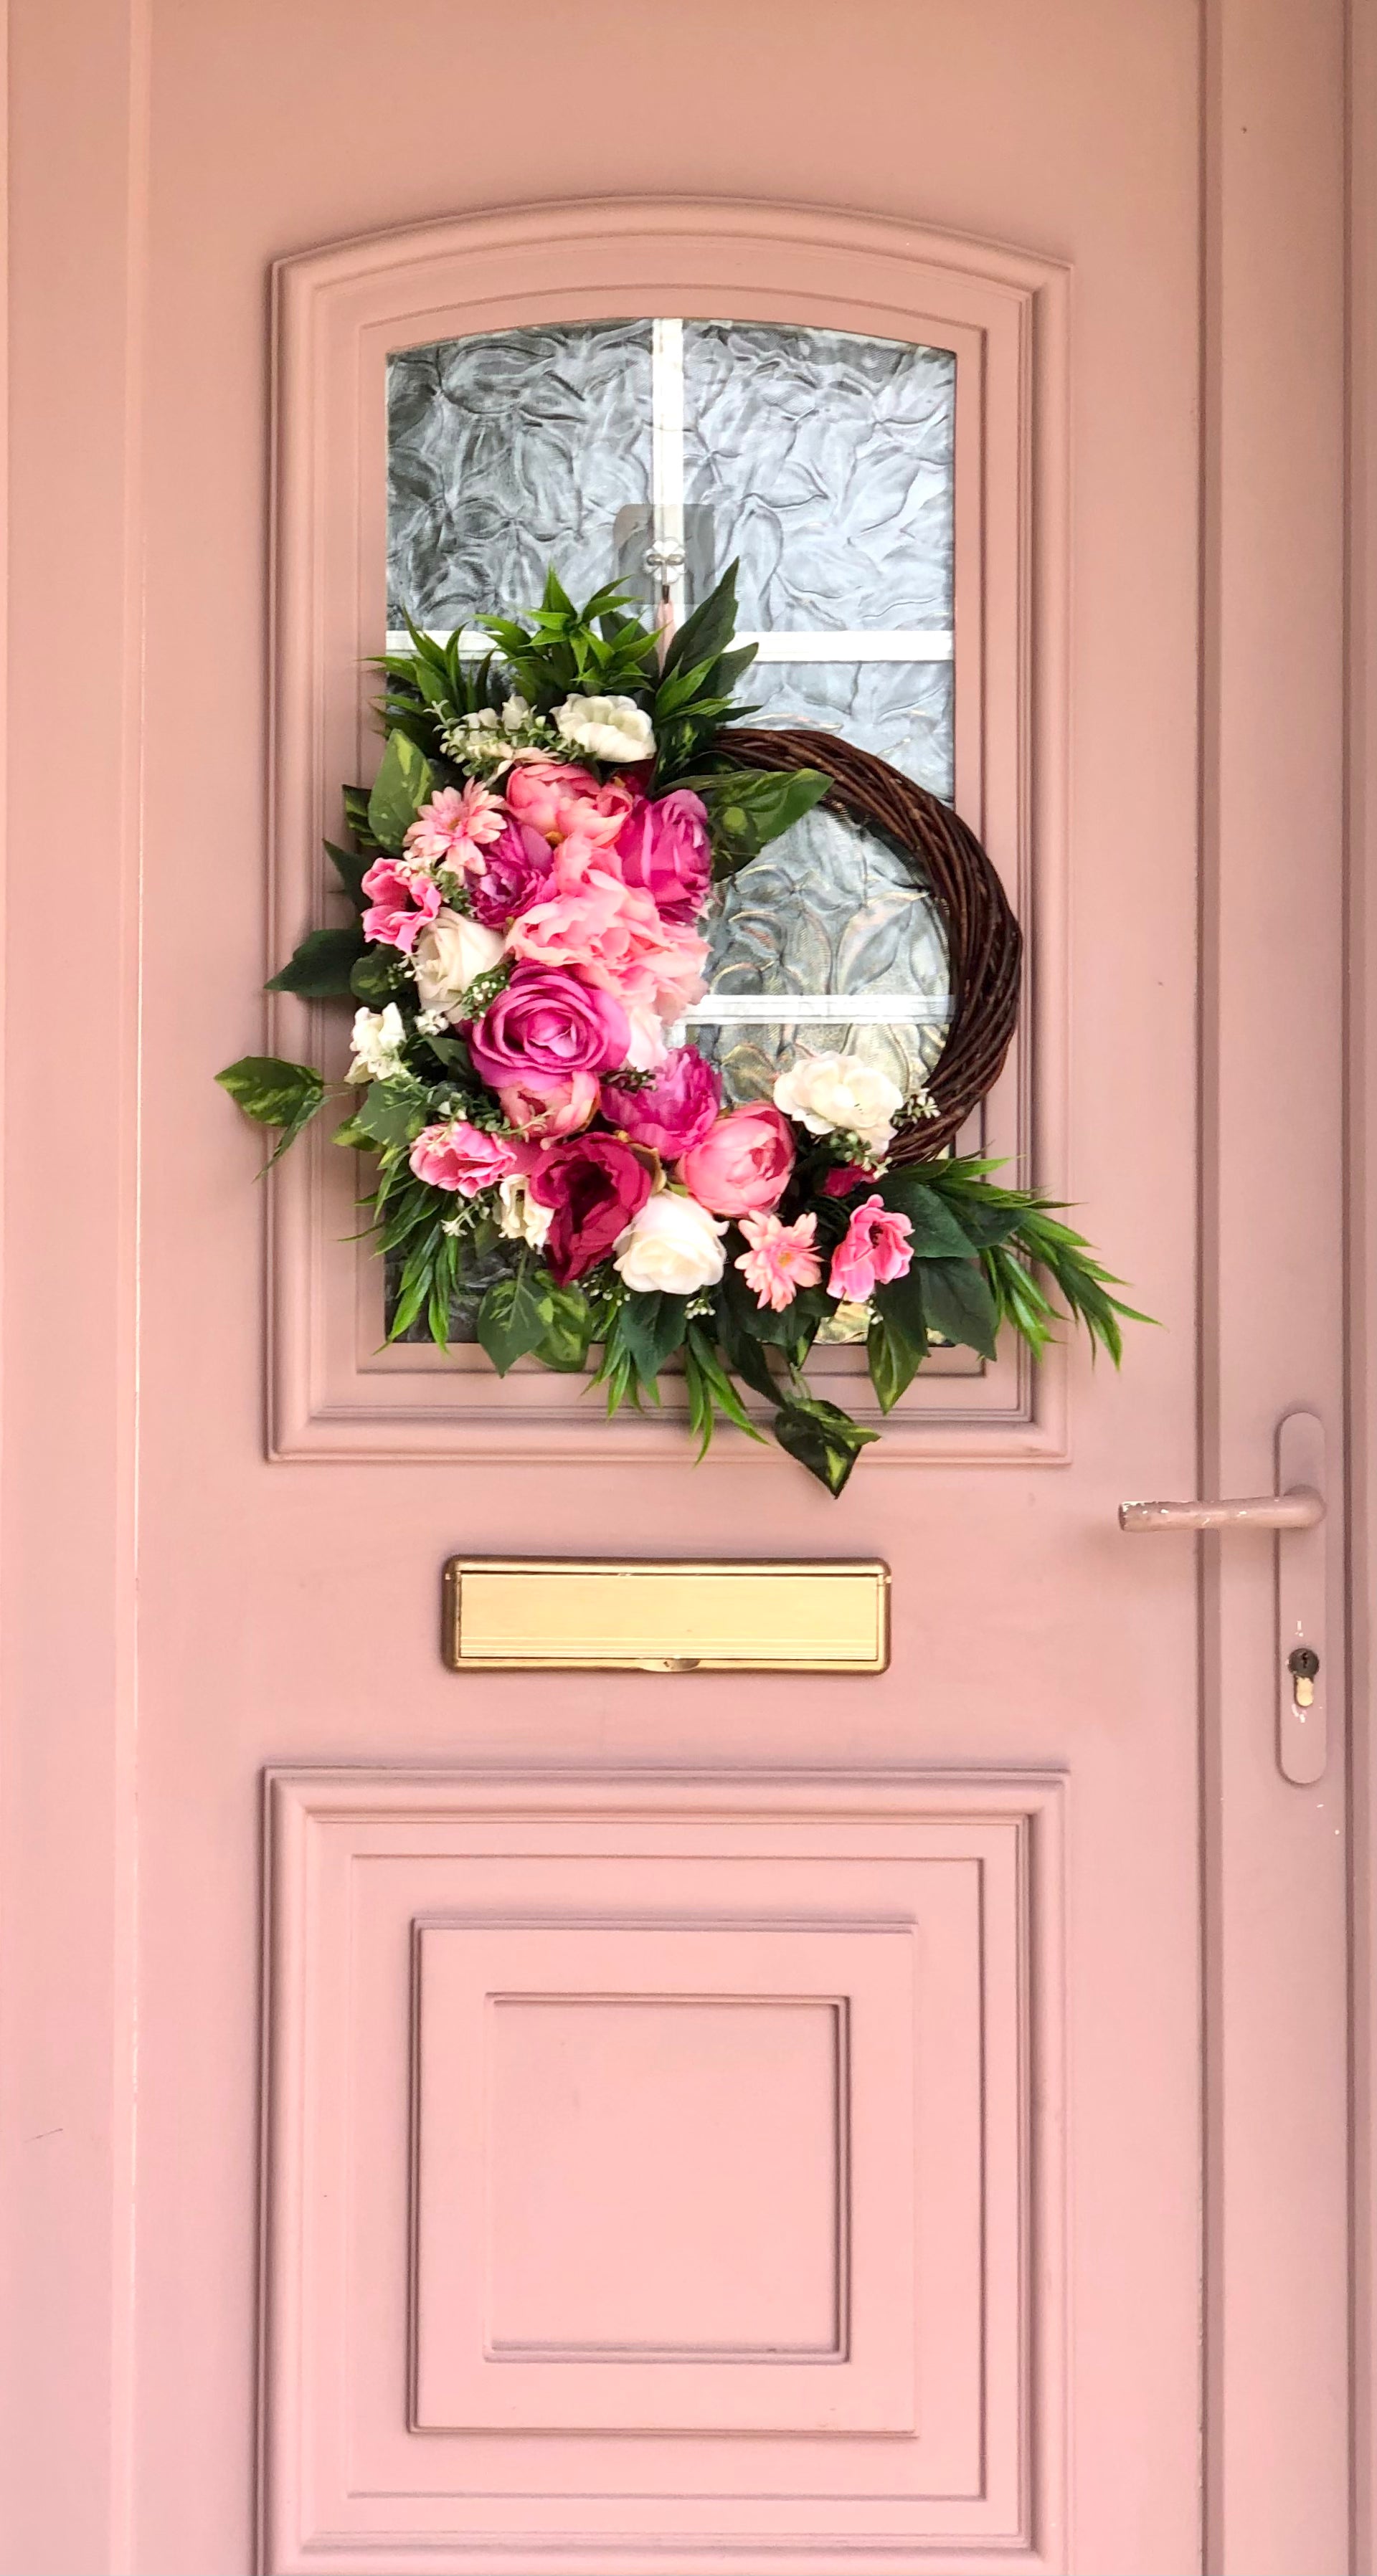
[691,810,950,1109]
[744,657,955,800]
[681,322,955,628]
[387,323,653,629]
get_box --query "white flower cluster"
[440,689,656,777]
[345,1003,407,1085]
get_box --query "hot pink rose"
[509,852,708,1014]
[821,1162,874,1197]
[615,789,712,922]
[408,1118,520,1196]
[526,1133,653,1283]
[827,1194,914,1302]
[468,819,553,928]
[496,1070,600,1139]
[360,857,443,951]
[466,964,629,1087]
[506,760,635,848]
[677,1104,796,1217]
[601,1046,721,1156]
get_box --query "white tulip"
[346,1002,407,1085]
[412,908,506,1017]
[772,1050,904,1153]
[554,692,656,764]
[614,1190,728,1295]
[496,1171,553,1250]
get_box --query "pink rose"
[602,1046,721,1156]
[821,1162,874,1197]
[615,789,712,922]
[468,819,553,928]
[508,852,708,1016]
[408,1119,520,1196]
[467,964,629,1086]
[827,1194,914,1302]
[526,1133,653,1283]
[677,1104,796,1217]
[360,857,442,951]
[506,760,635,848]
[497,1070,600,1139]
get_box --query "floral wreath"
[220,566,1140,1493]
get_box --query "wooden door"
[0,4,1361,2572]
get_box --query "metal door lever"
[1117,1489,1323,1533]
[1118,1411,1328,1784]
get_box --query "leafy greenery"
[367,728,436,852]
[680,767,832,875]
[214,1056,326,1166]
[486,569,659,710]
[265,923,366,999]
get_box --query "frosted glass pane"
[682,322,955,629]
[692,809,950,1110]
[743,658,955,802]
[387,323,653,629]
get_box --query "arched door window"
[386,318,955,1113]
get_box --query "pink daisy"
[734,1209,823,1312]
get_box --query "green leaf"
[366,729,436,853]
[324,838,371,910]
[866,1308,924,1412]
[341,785,382,852]
[353,1077,427,1150]
[349,947,400,1004]
[872,1263,930,1359]
[618,1291,689,1385]
[265,923,366,998]
[659,562,740,683]
[916,1255,1000,1359]
[699,768,831,873]
[877,1172,979,1258]
[771,1392,879,1496]
[475,1266,555,1374]
[215,1055,326,1165]
[534,1283,595,1372]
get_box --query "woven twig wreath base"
[716,726,1022,1163]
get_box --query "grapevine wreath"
[220,567,1140,1493]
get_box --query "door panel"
[0,3,1355,2573]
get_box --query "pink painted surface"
[0,3,1358,2573]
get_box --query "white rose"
[412,908,506,1017]
[554,692,656,764]
[346,1002,407,1084]
[772,1050,904,1152]
[496,1171,553,1250]
[614,1189,728,1295]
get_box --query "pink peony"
[526,1133,653,1283]
[734,1209,824,1311]
[827,1194,914,1302]
[496,1070,600,1139]
[508,850,708,1016]
[408,1118,520,1196]
[506,760,635,848]
[402,781,506,875]
[601,1046,721,1156]
[467,964,629,1087]
[468,819,553,928]
[360,857,443,951]
[678,1103,796,1217]
[615,789,712,922]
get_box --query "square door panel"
[262,1768,1066,2573]
[414,1922,914,2432]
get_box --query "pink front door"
[0,3,1363,2572]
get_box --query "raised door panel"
[262,1768,1062,2574]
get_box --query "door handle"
[1118,1410,1327,1784]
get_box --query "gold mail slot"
[441,1558,890,1673]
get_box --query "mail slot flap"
[442,1559,889,1672]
